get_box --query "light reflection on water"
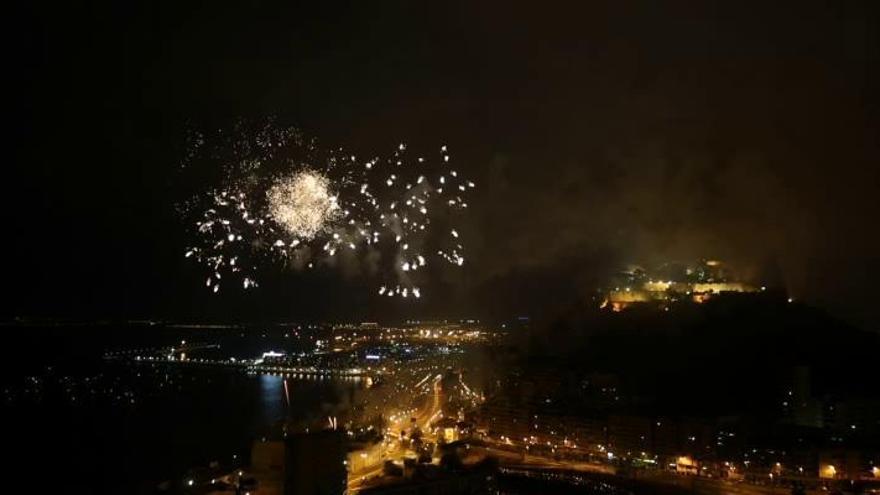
[6,363,364,494]
[2,325,374,493]
[258,374,285,427]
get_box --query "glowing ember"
[178,119,474,298]
[267,170,339,240]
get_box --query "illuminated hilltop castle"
[601,259,760,311]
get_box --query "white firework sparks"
[178,119,474,299]
[267,170,340,239]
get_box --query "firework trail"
[177,119,473,298]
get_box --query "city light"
[11,3,880,495]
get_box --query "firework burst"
[267,170,340,239]
[178,119,474,298]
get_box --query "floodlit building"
[603,260,759,310]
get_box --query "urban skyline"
[6,1,880,494]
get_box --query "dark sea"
[1,323,360,494]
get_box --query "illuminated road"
[347,374,444,493]
[420,374,444,429]
[478,445,615,475]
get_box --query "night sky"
[7,1,879,326]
